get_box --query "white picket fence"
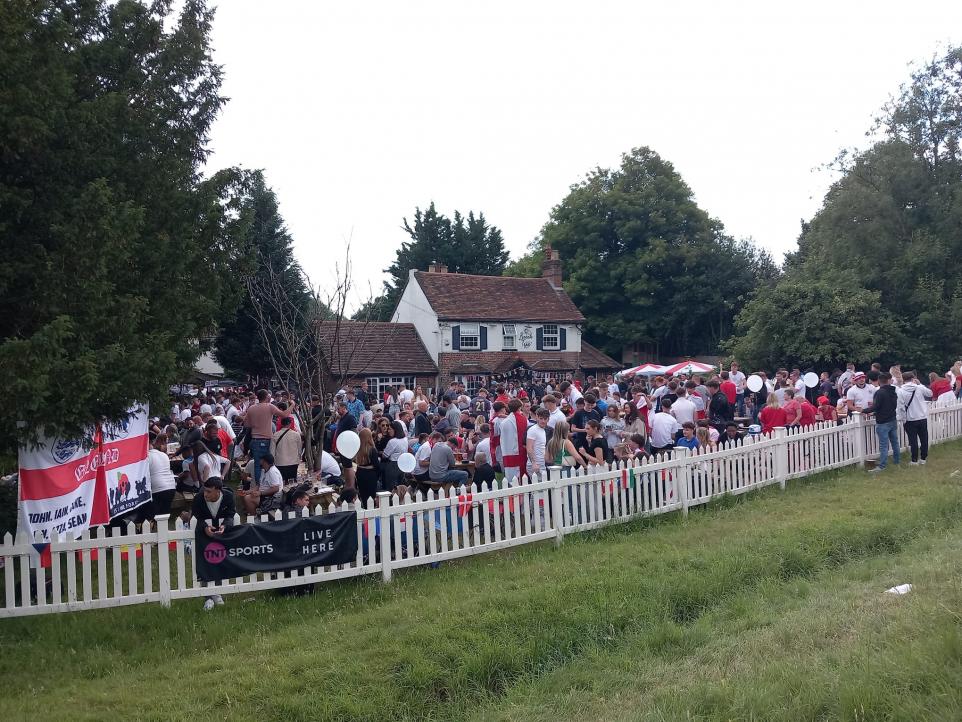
[3,402,962,618]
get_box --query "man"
[898,371,933,465]
[355,380,370,410]
[559,380,582,406]
[444,398,462,429]
[414,432,437,484]
[869,372,900,473]
[499,398,528,483]
[729,362,747,417]
[837,362,856,399]
[202,419,224,457]
[782,388,802,427]
[798,394,818,427]
[606,375,620,398]
[707,379,733,434]
[475,423,492,465]
[692,375,710,408]
[270,416,303,483]
[190,476,235,610]
[719,422,744,448]
[649,398,681,454]
[332,401,357,487]
[473,451,497,491]
[719,372,737,408]
[345,390,364,424]
[428,436,469,487]
[670,385,697,427]
[489,401,507,470]
[243,389,292,484]
[525,407,550,480]
[543,394,566,431]
[470,388,492,419]
[650,376,668,404]
[318,449,343,483]
[243,453,284,516]
[413,400,432,436]
[846,372,876,414]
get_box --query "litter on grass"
[950,469,960,478]
[885,584,913,595]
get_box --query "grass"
[2,443,962,721]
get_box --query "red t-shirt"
[758,406,787,434]
[931,378,951,400]
[782,399,801,425]
[818,404,837,423]
[799,401,817,427]
[720,380,737,405]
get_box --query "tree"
[364,203,510,320]
[723,275,897,370]
[539,147,776,357]
[214,172,310,379]
[0,0,251,452]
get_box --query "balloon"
[804,372,819,388]
[746,374,763,393]
[335,430,360,459]
[397,452,416,474]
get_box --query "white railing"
[3,402,962,617]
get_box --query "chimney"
[427,262,448,273]
[542,247,562,289]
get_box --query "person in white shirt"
[729,362,747,416]
[525,408,549,479]
[179,407,192,422]
[211,408,236,440]
[318,450,342,481]
[846,372,876,413]
[414,435,435,480]
[606,375,620,398]
[397,384,415,408]
[474,424,492,465]
[191,441,227,486]
[670,386,697,426]
[244,453,283,515]
[897,371,933,464]
[543,394,566,430]
[560,380,583,406]
[147,434,177,516]
[650,398,681,453]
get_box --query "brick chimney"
[542,247,562,289]
[427,262,448,273]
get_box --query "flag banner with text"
[194,511,358,583]
[17,406,151,541]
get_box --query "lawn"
[2,442,962,721]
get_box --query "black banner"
[195,511,358,582]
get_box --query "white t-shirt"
[567,386,583,405]
[671,397,697,426]
[197,452,223,482]
[179,408,192,422]
[213,415,236,440]
[319,451,341,478]
[475,437,491,464]
[147,448,176,493]
[547,408,566,429]
[607,383,620,396]
[730,371,746,394]
[398,389,414,406]
[384,437,408,462]
[259,465,283,499]
[794,379,806,397]
[526,424,547,473]
[415,442,433,471]
[650,412,681,449]
[200,404,213,415]
[846,384,876,411]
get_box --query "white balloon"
[804,372,819,388]
[335,430,360,458]
[397,452,417,474]
[746,374,763,393]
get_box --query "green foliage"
[503,239,547,278]
[368,202,510,319]
[727,46,962,371]
[541,147,777,357]
[0,0,250,450]
[214,171,310,379]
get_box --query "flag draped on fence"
[17,406,152,542]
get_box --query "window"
[456,374,488,396]
[542,324,560,350]
[502,324,516,350]
[366,376,416,399]
[459,323,480,349]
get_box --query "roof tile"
[317,321,437,376]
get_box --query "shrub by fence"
[3,403,961,617]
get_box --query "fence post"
[155,514,172,608]
[852,412,867,467]
[548,468,564,547]
[377,492,393,583]
[774,427,788,490]
[675,447,690,517]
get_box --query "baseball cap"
[817,395,829,405]
[853,372,866,381]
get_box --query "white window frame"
[502,324,516,350]
[542,324,560,350]
[456,374,488,396]
[459,323,480,350]
[366,376,416,399]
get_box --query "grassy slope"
[1,444,961,721]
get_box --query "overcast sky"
[206,0,962,308]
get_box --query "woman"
[145,433,177,518]
[383,386,400,420]
[414,385,429,406]
[695,425,713,450]
[758,393,788,435]
[190,440,226,487]
[546,420,586,472]
[374,417,392,453]
[578,419,610,466]
[600,404,626,451]
[381,420,409,491]
[624,403,647,440]
[353,428,381,506]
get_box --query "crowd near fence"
[3,402,962,618]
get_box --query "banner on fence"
[17,406,152,542]
[194,511,358,582]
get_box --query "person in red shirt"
[719,371,737,407]
[781,388,802,427]
[799,397,817,427]
[758,394,787,434]
[816,395,838,424]
[929,372,952,400]
[494,386,511,405]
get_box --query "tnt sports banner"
[17,406,152,541]
[195,511,358,583]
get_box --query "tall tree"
[0,0,250,451]
[214,172,310,379]
[538,147,776,358]
[358,203,510,320]
[726,46,962,371]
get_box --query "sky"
[206,0,962,309]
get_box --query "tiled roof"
[316,321,437,376]
[579,342,621,370]
[413,271,585,323]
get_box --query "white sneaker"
[920,459,927,465]
[909,461,919,466]
[213,594,225,606]
[868,467,884,473]
[203,597,216,611]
